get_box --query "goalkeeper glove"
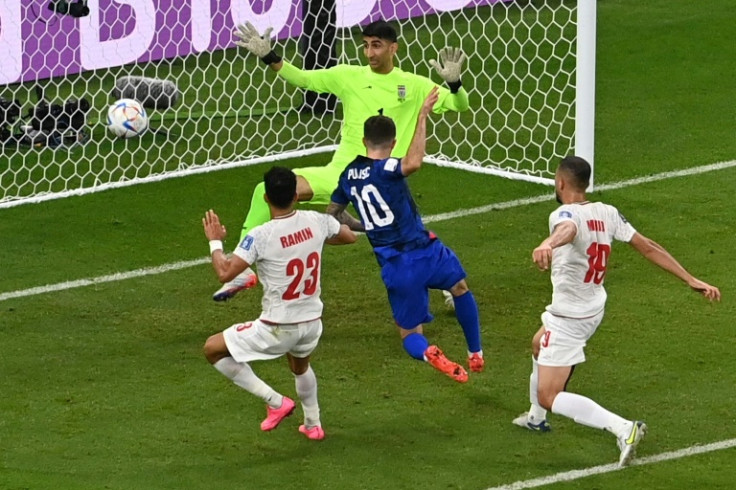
[429,47,466,93]
[234,22,282,65]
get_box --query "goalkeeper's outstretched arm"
[234,22,284,72]
[430,47,470,112]
[234,22,331,89]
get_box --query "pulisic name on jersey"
[347,167,371,180]
[280,227,314,248]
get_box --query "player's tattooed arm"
[338,211,364,232]
[326,202,365,232]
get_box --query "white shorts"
[223,318,323,363]
[537,310,604,367]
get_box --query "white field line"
[2,159,735,304]
[0,258,209,302]
[485,438,736,490]
[425,158,736,224]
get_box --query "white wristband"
[209,240,223,254]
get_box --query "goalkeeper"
[214,19,469,301]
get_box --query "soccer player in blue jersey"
[326,88,483,382]
[214,19,469,301]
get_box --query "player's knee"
[449,280,469,296]
[288,353,310,375]
[295,175,314,201]
[203,334,225,364]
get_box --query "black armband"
[447,80,462,94]
[260,50,282,65]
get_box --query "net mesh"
[0,0,578,208]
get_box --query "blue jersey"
[331,155,432,256]
[331,155,467,328]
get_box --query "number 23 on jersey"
[282,252,320,300]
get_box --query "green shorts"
[294,164,345,205]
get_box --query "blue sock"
[454,291,482,353]
[402,333,430,360]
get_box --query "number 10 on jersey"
[350,184,395,231]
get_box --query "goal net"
[0,0,594,209]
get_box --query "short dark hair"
[364,115,396,148]
[559,155,591,190]
[264,166,296,209]
[361,20,398,42]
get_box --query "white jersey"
[233,210,341,324]
[547,201,637,318]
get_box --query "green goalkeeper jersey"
[278,62,470,169]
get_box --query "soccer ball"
[106,98,148,138]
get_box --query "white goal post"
[0,0,596,209]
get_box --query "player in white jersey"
[513,156,720,467]
[202,166,357,440]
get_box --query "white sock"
[528,357,547,421]
[551,391,632,436]
[213,356,242,378]
[294,366,320,427]
[214,357,282,408]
